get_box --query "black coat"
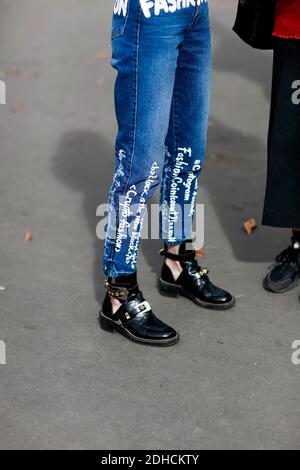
[233,0,277,50]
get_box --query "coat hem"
[273,31,300,40]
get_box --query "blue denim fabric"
[103,0,211,277]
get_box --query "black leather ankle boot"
[159,241,235,310]
[100,272,179,346]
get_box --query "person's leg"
[160,3,210,250]
[101,1,199,344]
[262,39,300,293]
[158,2,235,310]
[104,0,191,278]
[263,39,300,228]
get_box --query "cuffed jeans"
[103,0,211,278]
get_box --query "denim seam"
[122,9,142,198]
[161,75,180,244]
[166,93,177,202]
[172,82,181,242]
[160,81,176,240]
[186,1,208,34]
[188,3,200,29]
[106,5,142,271]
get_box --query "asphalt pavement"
[0,0,299,449]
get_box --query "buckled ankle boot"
[159,241,235,310]
[100,272,180,346]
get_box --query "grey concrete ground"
[0,0,299,450]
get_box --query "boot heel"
[159,279,181,298]
[99,313,115,333]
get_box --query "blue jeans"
[103,0,211,278]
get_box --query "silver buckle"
[137,301,151,314]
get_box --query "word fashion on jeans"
[114,0,208,18]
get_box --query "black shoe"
[100,272,179,346]
[159,241,235,310]
[263,238,300,293]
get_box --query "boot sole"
[99,311,180,347]
[159,279,236,311]
[263,276,299,294]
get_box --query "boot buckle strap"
[104,281,129,299]
[137,301,151,314]
[113,301,151,326]
[198,267,209,277]
[159,248,195,262]
[192,267,209,280]
[113,310,131,326]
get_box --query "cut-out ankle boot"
[100,272,180,346]
[159,242,235,310]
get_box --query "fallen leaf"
[97,50,111,61]
[196,248,206,257]
[22,71,39,80]
[10,105,24,113]
[243,218,257,235]
[24,230,33,242]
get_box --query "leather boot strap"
[159,248,196,262]
[104,280,138,300]
[112,299,151,326]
